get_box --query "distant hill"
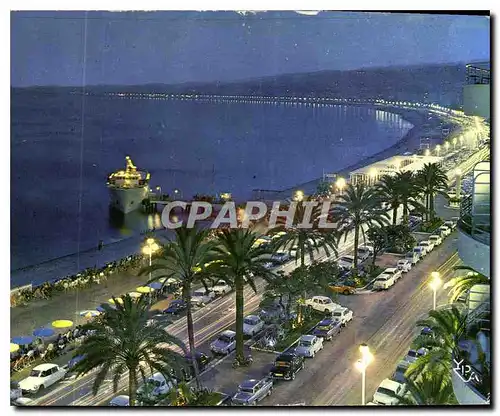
[13,63,467,107]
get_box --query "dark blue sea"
[11,91,412,271]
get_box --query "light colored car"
[438,225,451,237]
[271,252,291,264]
[191,288,216,306]
[210,280,232,296]
[10,381,22,402]
[397,259,412,273]
[405,251,420,265]
[384,267,403,282]
[232,378,273,405]
[404,348,429,364]
[331,307,353,326]
[305,296,341,314]
[294,335,324,358]
[413,246,427,258]
[419,241,435,253]
[243,315,265,337]
[373,270,397,291]
[109,395,130,406]
[429,235,443,246]
[210,330,237,355]
[444,220,457,230]
[19,363,68,394]
[357,246,373,262]
[338,255,362,270]
[137,372,175,400]
[373,378,407,405]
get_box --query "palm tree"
[394,371,455,405]
[208,228,276,365]
[415,163,449,222]
[332,183,389,271]
[395,171,425,224]
[377,174,401,225]
[71,295,186,406]
[141,226,216,388]
[270,197,338,267]
[444,266,489,303]
[168,382,225,406]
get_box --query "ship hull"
[108,186,148,214]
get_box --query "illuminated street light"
[336,177,346,195]
[429,272,442,310]
[142,238,160,281]
[445,142,450,152]
[435,144,441,157]
[424,148,430,157]
[452,137,458,151]
[355,343,374,405]
[369,168,377,186]
[294,190,304,202]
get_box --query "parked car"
[331,307,353,326]
[384,267,403,282]
[413,246,427,258]
[305,296,341,314]
[243,315,265,337]
[210,280,232,296]
[271,252,291,264]
[444,220,457,230]
[109,395,130,406]
[294,335,324,358]
[10,381,22,402]
[182,352,210,380]
[404,348,429,364]
[373,379,407,405]
[373,269,398,290]
[210,330,237,355]
[391,360,410,384]
[19,363,68,394]
[329,282,356,295]
[269,353,305,381]
[357,245,374,261]
[163,299,187,315]
[191,289,216,306]
[137,372,176,400]
[397,259,412,273]
[405,251,420,265]
[312,319,342,341]
[232,378,273,406]
[429,235,443,246]
[438,225,452,237]
[419,241,435,253]
[214,392,233,406]
[338,255,362,270]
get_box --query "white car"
[413,246,427,258]
[404,348,429,364]
[294,335,324,358]
[338,255,362,270]
[137,372,176,399]
[419,241,435,253]
[331,307,353,326]
[384,267,403,282]
[210,330,237,355]
[19,363,68,394]
[373,270,397,291]
[429,235,443,246]
[444,220,457,230]
[109,395,130,406]
[243,315,265,337]
[305,296,341,314]
[373,379,407,405]
[438,225,451,237]
[210,280,232,296]
[191,288,216,306]
[405,251,420,265]
[397,259,412,273]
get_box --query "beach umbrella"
[79,310,100,319]
[147,282,163,290]
[136,286,155,294]
[51,320,73,329]
[108,297,124,305]
[11,336,34,346]
[96,304,116,313]
[128,292,142,299]
[32,327,55,338]
[10,343,20,353]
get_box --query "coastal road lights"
[435,144,441,157]
[142,238,160,281]
[336,177,346,195]
[455,168,462,199]
[429,272,442,310]
[445,142,450,153]
[452,137,458,151]
[355,344,374,405]
[294,190,304,202]
[369,168,377,186]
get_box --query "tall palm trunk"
[128,366,138,406]
[429,193,435,220]
[299,236,306,324]
[235,275,245,362]
[403,202,409,225]
[353,223,360,275]
[184,283,201,389]
[425,194,430,222]
[392,206,398,225]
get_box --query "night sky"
[11,11,490,87]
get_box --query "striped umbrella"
[10,343,20,353]
[51,320,73,329]
[136,286,155,294]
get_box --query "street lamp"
[294,190,304,202]
[445,142,450,153]
[429,272,442,310]
[452,137,458,151]
[355,343,374,405]
[435,144,441,157]
[336,177,346,195]
[369,168,377,186]
[142,238,160,281]
[173,188,181,199]
[424,148,430,157]
[455,168,462,199]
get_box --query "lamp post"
[355,343,374,405]
[294,190,304,202]
[336,177,346,196]
[424,148,430,157]
[429,272,442,310]
[142,238,160,282]
[455,168,462,199]
[369,168,377,186]
[435,144,441,157]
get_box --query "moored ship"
[107,156,150,214]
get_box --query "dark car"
[182,352,210,380]
[391,360,410,384]
[312,319,342,341]
[163,299,187,315]
[269,353,305,381]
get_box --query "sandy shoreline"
[11,105,456,289]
